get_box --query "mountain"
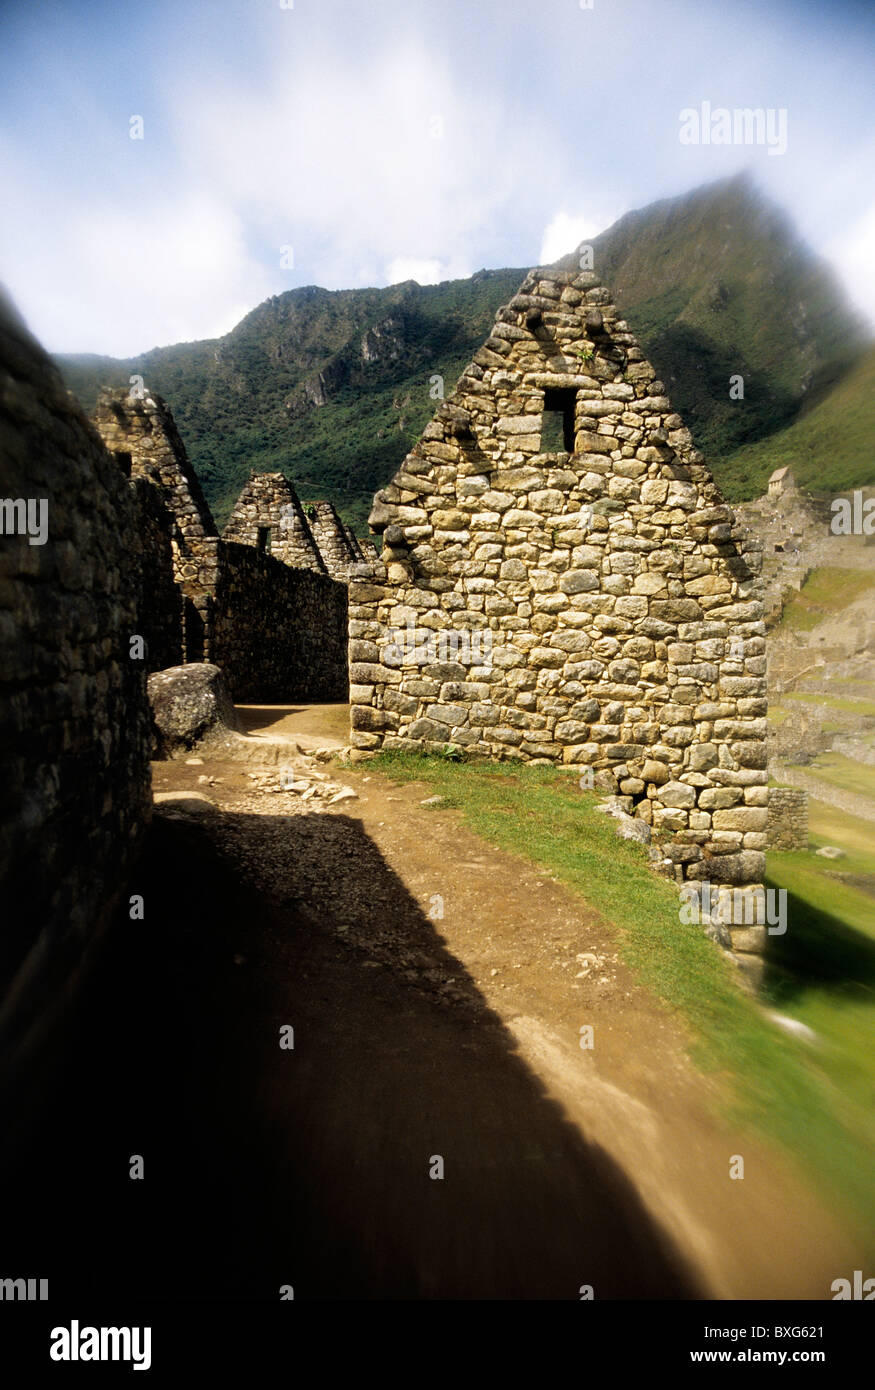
[719,343,875,499]
[588,173,869,478]
[59,271,526,532]
[56,174,871,531]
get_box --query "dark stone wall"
[129,473,184,672]
[93,389,217,555]
[211,542,348,702]
[91,399,350,701]
[0,293,152,1071]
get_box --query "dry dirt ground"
[119,701,865,1301]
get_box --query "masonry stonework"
[767,788,809,850]
[349,263,768,945]
[129,472,185,671]
[307,500,359,580]
[0,295,152,1069]
[212,542,348,702]
[94,389,217,569]
[92,393,349,704]
[223,472,326,574]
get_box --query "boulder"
[148,663,242,758]
[614,813,651,845]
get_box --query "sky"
[0,0,873,356]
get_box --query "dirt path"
[137,702,867,1300]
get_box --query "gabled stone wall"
[93,395,348,703]
[305,500,359,580]
[223,472,326,574]
[94,389,217,588]
[349,264,768,903]
[344,524,366,562]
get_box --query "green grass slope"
[716,345,875,499]
[365,752,875,1240]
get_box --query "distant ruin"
[223,471,327,574]
[93,390,351,702]
[350,262,770,968]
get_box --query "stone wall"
[94,389,217,587]
[767,788,809,850]
[211,542,348,702]
[349,263,768,913]
[223,472,326,574]
[344,524,366,562]
[129,473,184,671]
[93,399,349,702]
[307,500,359,580]
[0,294,152,1071]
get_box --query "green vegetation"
[783,691,875,717]
[805,752,875,805]
[56,174,872,532]
[58,270,525,533]
[719,345,875,501]
[808,798,875,869]
[364,751,875,1238]
[778,567,875,631]
[767,706,791,726]
[591,173,869,482]
[766,798,875,1238]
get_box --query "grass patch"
[779,567,875,632]
[809,800,875,873]
[784,692,875,717]
[766,853,875,1224]
[779,567,875,633]
[806,752,875,805]
[720,343,875,499]
[367,750,875,1240]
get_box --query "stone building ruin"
[349,261,769,967]
[93,392,352,702]
[223,471,327,574]
[223,477,378,580]
[306,500,361,580]
[767,466,795,499]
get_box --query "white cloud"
[0,174,273,355]
[168,40,560,293]
[385,258,444,286]
[825,201,875,331]
[539,209,619,266]
[70,193,272,354]
[4,37,556,352]
[385,256,474,286]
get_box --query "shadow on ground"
[764,879,875,1004]
[3,807,703,1301]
